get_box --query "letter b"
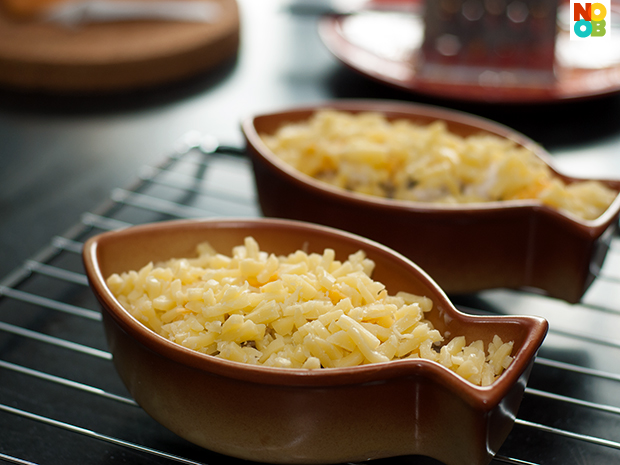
[591,19,606,36]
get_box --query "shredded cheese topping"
[107,237,514,386]
[261,109,616,220]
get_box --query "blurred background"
[2,0,620,279]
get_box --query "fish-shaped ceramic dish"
[83,218,548,465]
[242,100,620,303]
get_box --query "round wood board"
[0,0,240,91]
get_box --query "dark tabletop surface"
[2,0,620,281]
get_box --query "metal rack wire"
[1,132,619,465]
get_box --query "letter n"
[574,3,591,21]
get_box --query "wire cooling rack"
[1,132,620,465]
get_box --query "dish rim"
[242,99,620,230]
[83,217,548,410]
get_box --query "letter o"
[574,19,592,37]
[591,3,607,21]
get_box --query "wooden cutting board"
[0,0,239,91]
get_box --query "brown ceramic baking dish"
[242,100,620,303]
[83,218,548,465]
